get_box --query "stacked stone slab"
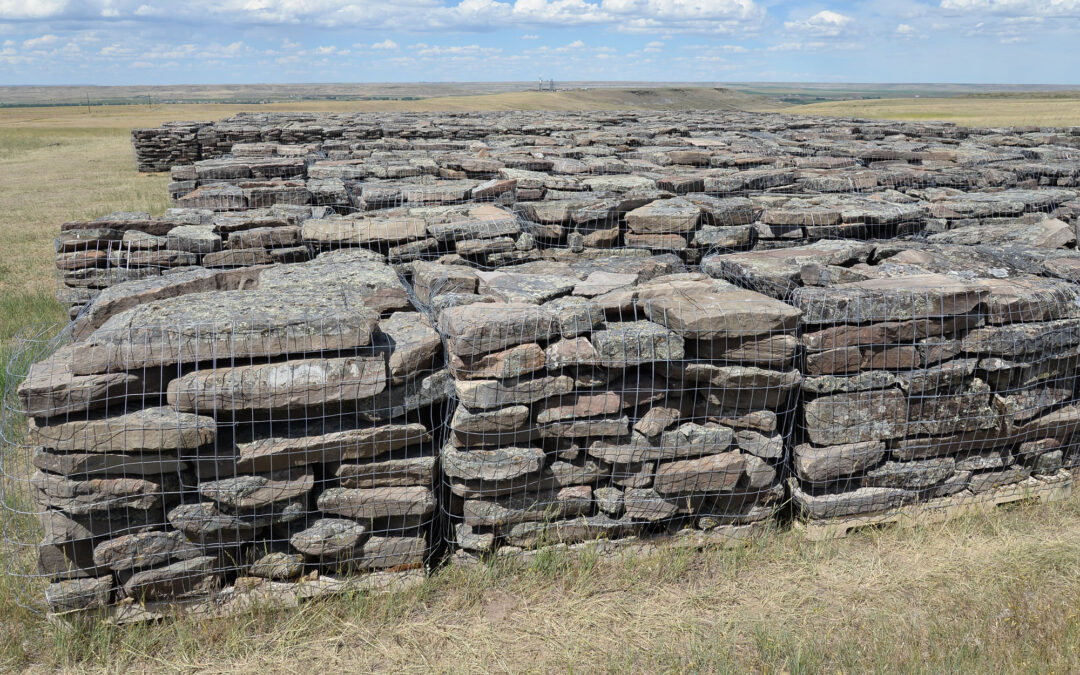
[76,109,1080,323]
[131,111,1080,176]
[423,256,801,558]
[750,194,925,247]
[704,237,1080,521]
[131,122,204,172]
[19,252,449,613]
[54,206,324,319]
[18,107,1080,612]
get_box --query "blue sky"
[0,0,1077,85]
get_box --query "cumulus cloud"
[784,10,854,37]
[895,23,928,39]
[3,0,1078,83]
[940,0,1080,16]
[0,0,767,35]
[0,0,67,20]
[23,33,60,48]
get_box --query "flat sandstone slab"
[28,406,215,453]
[71,288,380,375]
[167,356,386,413]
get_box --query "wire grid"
[423,282,797,558]
[3,271,447,613]
[786,266,1080,521]
[24,108,1080,609]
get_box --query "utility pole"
[85,93,91,114]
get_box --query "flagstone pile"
[12,107,1080,612]
[21,253,448,612]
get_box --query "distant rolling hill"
[0,84,784,113]
[289,86,785,112]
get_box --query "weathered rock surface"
[28,407,215,453]
[92,530,202,572]
[317,486,436,520]
[440,302,557,358]
[71,289,380,375]
[168,356,386,414]
[290,518,368,558]
[235,421,431,472]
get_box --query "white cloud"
[0,0,767,35]
[415,44,502,56]
[521,33,539,39]
[525,39,590,53]
[768,40,862,51]
[23,33,59,48]
[99,43,134,56]
[371,39,398,49]
[0,0,67,20]
[784,10,854,37]
[940,0,1080,16]
[895,22,929,39]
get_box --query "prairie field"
[3,88,1080,672]
[795,94,1080,128]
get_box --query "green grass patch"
[0,128,126,161]
[0,289,65,345]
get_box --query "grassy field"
[3,497,1080,671]
[795,95,1080,127]
[4,88,1080,671]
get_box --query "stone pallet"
[432,262,800,558]
[59,109,1080,314]
[22,253,449,615]
[788,470,1073,541]
[704,235,1080,527]
[14,108,1080,614]
[20,235,1080,612]
[130,110,1080,174]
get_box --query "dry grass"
[794,96,1080,128]
[2,496,1080,672]
[0,127,167,343]
[4,90,1080,671]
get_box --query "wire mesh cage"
[422,269,799,560]
[786,261,1080,528]
[17,106,1080,612]
[5,254,447,616]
